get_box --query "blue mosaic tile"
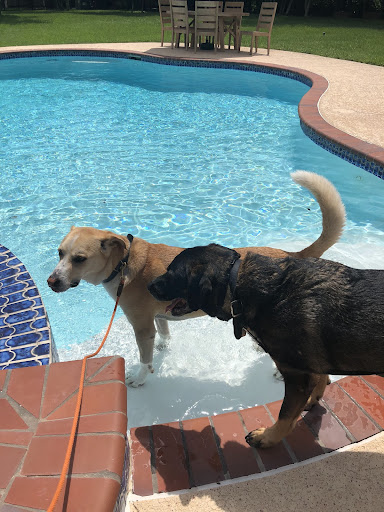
[1,279,33,293]
[0,244,58,370]
[6,331,43,347]
[0,350,14,364]
[32,343,51,357]
[301,122,384,178]
[6,309,38,325]
[0,326,15,338]
[31,317,48,330]
[3,299,36,314]
[12,320,42,335]
[25,288,39,298]
[0,359,44,370]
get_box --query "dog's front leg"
[305,374,330,410]
[125,321,156,387]
[246,370,317,449]
[155,317,171,349]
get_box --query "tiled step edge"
[0,244,58,370]
[0,356,128,512]
[129,375,384,496]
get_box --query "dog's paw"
[156,335,170,351]
[245,428,278,449]
[125,363,154,387]
[125,376,144,388]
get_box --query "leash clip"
[116,262,127,297]
[120,261,127,278]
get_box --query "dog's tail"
[291,170,346,258]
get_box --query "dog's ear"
[187,269,213,313]
[100,236,127,256]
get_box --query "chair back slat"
[195,1,220,30]
[158,0,171,24]
[170,0,189,29]
[256,2,277,33]
[224,1,244,13]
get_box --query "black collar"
[229,256,267,351]
[102,234,134,284]
[229,257,241,297]
[228,255,245,340]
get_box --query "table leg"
[219,18,225,51]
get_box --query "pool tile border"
[0,244,58,370]
[1,48,383,179]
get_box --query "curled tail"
[291,171,346,258]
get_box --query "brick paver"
[0,356,127,511]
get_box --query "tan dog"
[47,171,345,386]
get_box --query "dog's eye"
[73,255,87,264]
[58,249,64,259]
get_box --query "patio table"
[187,10,249,51]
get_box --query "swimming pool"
[1,53,383,427]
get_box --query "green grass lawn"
[0,10,383,66]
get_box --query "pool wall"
[0,48,383,179]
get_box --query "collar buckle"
[230,299,243,318]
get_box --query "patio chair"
[222,1,244,51]
[194,0,220,53]
[238,1,277,55]
[158,0,172,47]
[170,0,192,50]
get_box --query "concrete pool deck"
[0,43,383,511]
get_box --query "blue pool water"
[1,56,384,426]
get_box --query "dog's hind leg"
[155,317,171,350]
[305,374,330,410]
[246,370,317,449]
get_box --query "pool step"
[0,356,128,512]
[129,375,384,497]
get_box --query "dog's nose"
[47,275,61,291]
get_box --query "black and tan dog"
[148,244,384,448]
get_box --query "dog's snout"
[47,275,62,292]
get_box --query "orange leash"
[47,276,125,512]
